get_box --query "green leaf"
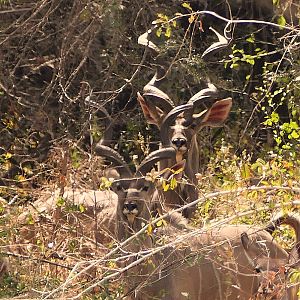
[277,15,286,27]
[289,130,299,139]
[241,163,251,179]
[78,203,86,213]
[246,35,255,43]
[290,121,299,129]
[56,197,65,207]
[275,136,282,145]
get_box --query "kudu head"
[241,213,300,300]
[137,72,232,161]
[95,142,185,240]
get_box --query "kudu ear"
[137,92,165,127]
[241,232,259,268]
[192,98,232,131]
[241,232,275,271]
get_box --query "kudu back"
[132,222,299,300]
[137,72,232,218]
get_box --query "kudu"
[94,142,300,300]
[94,142,189,242]
[137,71,232,218]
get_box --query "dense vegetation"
[0,0,299,298]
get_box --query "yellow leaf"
[156,219,167,227]
[4,152,12,159]
[16,175,26,182]
[261,181,270,186]
[170,177,178,190]
[156,27,162,38]
[182,2,193,11]
[173,167,184,175]
[188,14,195,24]
[163,181,170,192]
[165,26,171,38]
[99,177,112,191]
[147,224,153,235]
[277,15,286,28]
[79,204,86,213]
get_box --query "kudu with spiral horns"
[137,71,232,218]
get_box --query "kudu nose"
[172,138,187,148]
[123,203,138,212]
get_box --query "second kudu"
[137,71,232,218]
[97,142,300,300]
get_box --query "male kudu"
[137,72,232,218]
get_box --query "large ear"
[201,98,232,126]
[191,98,232,131]
[137,92,166,127]
[241,232,259,268]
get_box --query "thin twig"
[3,251,73,270]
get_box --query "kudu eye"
[115,183,123,191]
[255,266,262,273]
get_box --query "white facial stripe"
[123,208,139,214]
[127,187,149,194]
[171,124,187,130]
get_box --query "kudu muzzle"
[123,201,139,225]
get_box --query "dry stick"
[3,251,73,270]
[168,10,299,32]
[43,185,300,299]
